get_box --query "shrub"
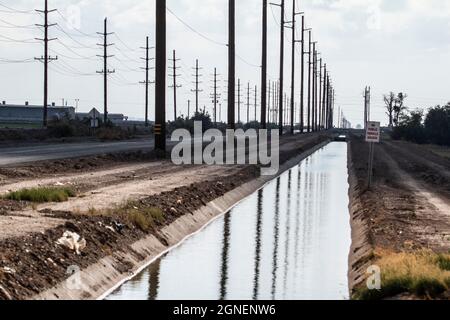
[4,187,76,203]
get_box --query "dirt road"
[348,135,450,298]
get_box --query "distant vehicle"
[334,135,347,142]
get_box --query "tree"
[424,104,450,146]
[392,109,426,144]
[394,92,408,127]
[383,92,396,128]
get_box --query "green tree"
[392,109,426,144]
[424,104,450,146]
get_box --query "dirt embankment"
[347,135,450,299]
[0,133,330,300]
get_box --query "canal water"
[107,142,351,300]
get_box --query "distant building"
[76,108,128,125]
[0,101,75,124]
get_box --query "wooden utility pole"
[169,50,181,121]
[267,80,271,124]
[318,58,322,130]
[307,30,312,133]
[228,0,236,129]
[289,0,296,134]
[35,0,57,128]
[155,0,166,152]
[191,59,203,114]
[322,65,327,130]
[254,85,258,122]
[300,16,307,134]
[261,0,268,128]
[278,0,285,135]
[237,78,241,123]
[187,100,191,118]
[96,18,115,125]
[364,86,371,130]
[211,68,220,123]
[246,82,251,124]
[272,0,285,134]
[140,36,154,127]
[312,42,317,132]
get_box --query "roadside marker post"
[366,121,381,189]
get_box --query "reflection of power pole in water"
[271,178,281,300]
[219,212,231,300]
[253,189,264,300]
[293,167,302,288]
[147,258,162,300]
[282,171,293,298]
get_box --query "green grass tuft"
[4,187,76,203]
[108,204,165,232]
[436,254,450,271]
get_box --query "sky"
[0,0,449,127]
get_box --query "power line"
[0,3,35,14]
[166,6,226,47]
[55,9,98,38]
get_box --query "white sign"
[366,121,381,143]
[90,119,99,128]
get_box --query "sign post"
[366,121,381,189]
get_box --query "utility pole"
[35,0,57,128]
[272,0,285,134]
[322,65,327,130]
[299,16,308,134]
[312,42,316,132]
[155,0,166,152]
[318,58,322,130]
[289,2,302,134]
[187,100,191,118]
[191,59,203,114]
[169,50,181,121]
[307,30,312,133]
[228,0,236,129]
[237,78,241,123]
[140,36,154,127]
[96,18,115,125]
[254,85,258,122]
[246,82,251,124]
[261,0,268,129]
[279,0,285,135]
[364,86,371,130]
[210,68,220,124]
[267,80,271,124]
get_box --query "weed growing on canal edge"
[354,249,450,300]
[3,187,76,203]
[99,202,166,232]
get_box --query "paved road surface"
[0,139,155,166]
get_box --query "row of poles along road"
[156,0,336,151]
[35,0,336,152]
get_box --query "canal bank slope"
[0,133,330,300]
[347,134,450,300]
